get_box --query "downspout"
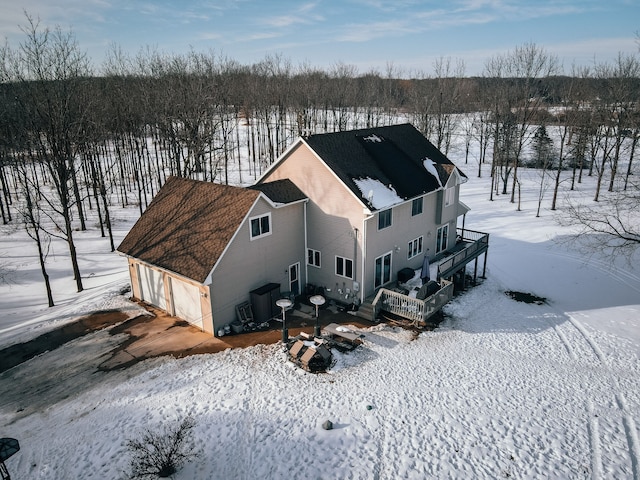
[360,212,374,304]
[304,200,309,292]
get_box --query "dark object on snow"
[416,280,440,300]
[322,420,334,430]
[366,405,373,411]
[505,291,546,305]
[397,267,415,284]
[0,437,19,480]
[288,335,333,373]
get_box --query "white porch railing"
[371,279,454,325]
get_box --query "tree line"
[1,16,638,304]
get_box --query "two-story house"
[258,123,467,305]
[118,123,488,336]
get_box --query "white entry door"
[137,265,167,310]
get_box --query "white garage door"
[170,277,203,330]
[138,265,166,310]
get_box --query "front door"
[289,262,300,296]
[374,252,392,289]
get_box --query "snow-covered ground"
[1,161,639,478]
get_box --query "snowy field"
[1,155,640,478]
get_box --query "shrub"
[126,416,199,478]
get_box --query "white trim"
[256,137,305,182]
[249,212,272,240]
[436,224,449,254]
[377,208,393,230]
[288,262,301,295]
[374,251,393,289]
[335,255,354,279]
[408,236,424,259]
[307,248,321,268]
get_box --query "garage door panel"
[138,265,166,310]
[171,278,203,329]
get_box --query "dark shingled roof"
[117,176,260,283]
[303,123,464,210]
[250,178,307,204]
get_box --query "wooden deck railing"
[437,228,489,280]
[371,279,454,325]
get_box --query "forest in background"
[0,17,638,302]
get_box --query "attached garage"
[170,277,204,330]
[137,264,167,310]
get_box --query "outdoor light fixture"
[309,294,326,337]
[276,298,293,343]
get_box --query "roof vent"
[367,190,374,203]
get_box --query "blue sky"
[1,0,638,76]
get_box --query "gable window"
[436,224,449,254]
[250,213,271,240]
[445,187,455,207]
[411,197,423,216]
[335,256,353,279]
[408,236,423,259]
[378,208,392,230]
[307,248,321,268]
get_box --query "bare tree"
[484,43,559,203]
[2,15,92,292]
[559,181,640,258]
[16,161,54,306]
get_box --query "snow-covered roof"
[304,123,464,211]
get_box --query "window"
[445,187,455,207]
[411,197,423,216]
[374,252,392,288]
[436,224,449,253]
[250,213,271,240]
[335,256,353,279]
[307,248,321,268]
[378,208,392,229]
[408,236,423,259]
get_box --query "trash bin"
[230,320,244,334]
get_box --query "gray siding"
[363,191,438,295]
[209,196,306,331]
[262,143,366,303]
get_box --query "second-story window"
[250,213,271,240]
[378,208,392,229]
[445,187,455,207]
[412,197,423,216]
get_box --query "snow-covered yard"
[1,167,639,479]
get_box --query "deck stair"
[354,300,376,322]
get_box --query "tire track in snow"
[566,314,640,480]
[587,399,603,480]
[514,245,640,478]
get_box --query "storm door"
[289,262,300,296]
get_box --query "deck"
[371,279,454,326]
[361,227,489,325]
[437,228,489,281]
